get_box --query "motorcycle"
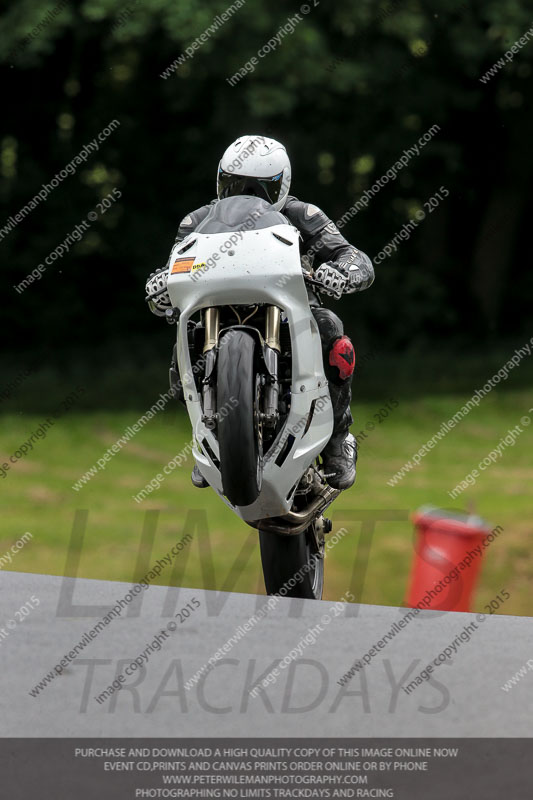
[165,195,343,599]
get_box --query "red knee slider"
[329,335,355,380]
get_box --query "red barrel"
[406,506,490,612]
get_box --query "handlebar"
[302,271,326,292]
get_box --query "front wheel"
[259,525,324,599]
[217,330,262,507]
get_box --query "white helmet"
[217,135,291,212]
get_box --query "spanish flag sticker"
[171,257,195,274]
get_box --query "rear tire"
[259,526,324,599]
[217,330,262,506]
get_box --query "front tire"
[217,330,262,507]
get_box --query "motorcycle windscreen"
[195,195,289,234]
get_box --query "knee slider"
[329,335,355,381]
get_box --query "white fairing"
[166,224,333,522]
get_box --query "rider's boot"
[321,381,358,490]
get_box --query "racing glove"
[314,250,374,298]
[145,267,172,317]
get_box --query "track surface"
[1,571,531,736]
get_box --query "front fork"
[202,307,219,429]
[263,306,280,427]
[200,306,281,430]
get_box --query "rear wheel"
[259,523,324,599]
[217,330,262,506]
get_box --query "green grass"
[1,387,532,616]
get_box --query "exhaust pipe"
[252,485,340,536]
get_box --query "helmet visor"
[217,168,284,205]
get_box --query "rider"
[145,135,375,491]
